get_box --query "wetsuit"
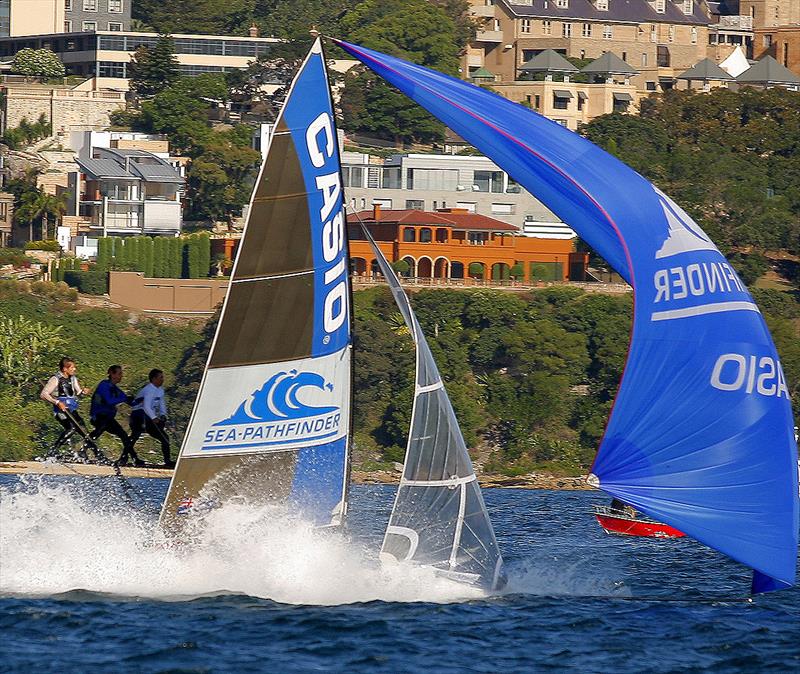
[89,378,135,463]
[130,382,173,467]
[40,372,93,454]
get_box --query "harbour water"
[1,475,798,672]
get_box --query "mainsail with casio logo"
[160,38,352,531]
[336,40,798,594]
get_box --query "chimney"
[372,203,381,221]
[249,23,260,38]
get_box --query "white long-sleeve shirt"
[132,383,167,420]
[40,373,83,406]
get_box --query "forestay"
[160,39,352,531]
[336,39,799,593]
[362,225,504,590]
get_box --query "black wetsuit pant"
[53,411,98,457]
[130,410,172,465]
[90,414,133,461]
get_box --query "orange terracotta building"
[347,207,587,282]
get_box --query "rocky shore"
[1,462,592,489]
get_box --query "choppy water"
[1,474,798,673]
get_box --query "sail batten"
[160,39,352,530]
[338,39,799,593]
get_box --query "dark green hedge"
[63,270,108,295]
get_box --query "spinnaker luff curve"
[334,39,799,593]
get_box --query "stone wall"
[3,86,126,141]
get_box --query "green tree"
[0,317,65,391]
[128,35,180,99]
[339,0,461,146]
[143,237,155,277]
[10,48,65,80]
[198,232,211,277]
[169,237,183,278]
[153,236,167,277]
[96,237,112,271]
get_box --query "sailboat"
[159,38,504,591]
[333,39,799,594]
[160,39,353,531]
[360,224,504,590]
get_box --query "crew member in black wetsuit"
[89,365,138,466]
[40,357,97,459]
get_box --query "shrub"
[63,270,108,295]
[391,259,410,275]
[24,240,60,252]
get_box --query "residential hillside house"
[341,151,576,239]
[346,206,588,282]
[70,146,184,237]
[0,191,13,246]
[0,0,131,36]
[0,30,282,89]
[706,1,754,60]
[465,0,710,93]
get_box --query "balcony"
[471,5,496,18]
[475,30,504,43]
[143,201,181,233]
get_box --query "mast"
[160,38,353,531]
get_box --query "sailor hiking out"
[40,357,101,462]
[89,365,138,466]
[130,369,174,468]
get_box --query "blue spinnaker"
[334,39,799,592]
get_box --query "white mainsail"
[361,225,504,590]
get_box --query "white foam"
[0,478,484,605]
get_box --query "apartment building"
[466,0,710,92]
[0,30,281,88]
[70,145,184,237]
[0,0,130,37]
[64,0,131,34]
[341,151,576,239]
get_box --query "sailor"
[40,357,98,460]
[610,498,637,519]
[130,369,174,468]
[89,365,139,466]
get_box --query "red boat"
[593,505,685,538]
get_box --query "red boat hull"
[595,514,685,538]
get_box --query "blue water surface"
[1,475,798,673]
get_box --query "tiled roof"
[581,51,639,75]
[499,0,709,25]
[348,210,520,232]
[677,58,733,81]
[737,56,800,85]
[520,48,578,72]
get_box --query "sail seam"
[416,381,444,394]
[651,301,760,321]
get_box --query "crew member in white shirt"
[129,368,174,468]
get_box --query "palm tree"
[15,188,68,241]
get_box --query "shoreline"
[0,461,593,490]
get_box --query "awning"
[577,91,588,100]
[613,92,634,101]
[553,89,574,98]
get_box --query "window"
[372,198,392,209]
[419,228,432,243]
[542,20,551,35]
[506,177,521,193]
[382,167,401,189]
[668,25,675,42]
[83,0,96,10]
[655,0,665,13]
[491,203,514,215]
[108,22,122,31]
[342,166,364,188]
[406,168,457,191]
[763,34,772,48]
[82,20,97,31]
[64,0,72,9]
[646,81,657,90]
[402,228,416,242]
[691,26,697,44]
[596,0,608,9]
[651,25,657,42]
[468,232,489,245]
[555,0,568,7]
[473,171,503,193]
[682,0,692,13]
[108,0,123,12]
[582,23,592,37]
[405,199,424,210]
[456,202,477,212]
[553,93,569,109]
[521,19,531,33]
[602,24,612,39]
[64,20,72,31]
[98,61,125,77]
[641,52,648,66]
[562,22,572,38]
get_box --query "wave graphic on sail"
[216,371,338,425]
[335,38,798,594]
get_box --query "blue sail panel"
[334,39,799,591]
